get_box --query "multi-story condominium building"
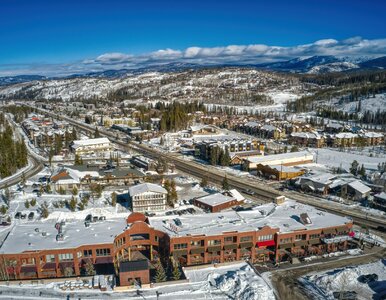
[128,183,167,213]
[70,138,112,156]
[289,131,326,148]
[0,200,354,286]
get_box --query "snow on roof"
[334,132,358,139]
[128,183,167,197]
[148,199,351,237]
[0,217,127,254]
[228,189,245,202]
[196,193,235,207]
[51,166,101,184]
[326,122,343,129]
[290,131,322,139]
[246,150,314,164]
[71,137,110,149]
[347,180,371,194]
[361,132,384,138]
[375,192,386,201]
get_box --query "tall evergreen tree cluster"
[158,101,205,132]
[0,113,28,178]
[210,146,230,166]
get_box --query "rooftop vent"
[300,213,312,225]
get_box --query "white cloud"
[1,36,385,76]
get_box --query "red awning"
[348,231,355,237]
[256,240,276,247]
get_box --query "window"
[295,234,307,241]
[240,236,252,242]
[280,237,292,244]
[258,235,273,241]
[155,236,159,242]
[96,248,111,256]
[45,254,55,263]
[77,251,82,258]
[58,253,73,261]
[224,236,237,243]
[190,240,204,247]
[173,243,187,250]
[83,250,92,257]
[208,239,221,246]
[309,234,320,239]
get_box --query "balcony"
[321,235,352,244]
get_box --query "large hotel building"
[0,200,354,286]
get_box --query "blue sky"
[1,0,386,75]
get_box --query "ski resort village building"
[0,200,354,285]
[243,150,314,180]
[70,138,112,156]
[128,183,168,213]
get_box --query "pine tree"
[200,176,208,188]
[94,127,100,138]
[350,160,359,176]
[172,263,181,281]
[68,196,77,212]
[24,200,30,209]
[359,164,366,177]
[72,186,78,196]
[222,176,229,190]
[154,262,167,282]
[111,192,117,207]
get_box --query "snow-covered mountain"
[307,62,359,74]
[0,75,47,87]
[0,68,311,103]
[256,55,386,73]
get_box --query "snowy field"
[311,148,386,171]
[300,260,386,300]
[323,93,386,114]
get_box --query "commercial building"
[243,151,314,172]
[193,189,245,212]
[70,138,112,156]
[128,183,167,213]
[0,200,354,286]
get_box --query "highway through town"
[23,104,386,230]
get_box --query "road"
[0,113,45,190]
[23,104,386,230]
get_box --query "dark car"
[376,226,386,233]
[15,212,21,219]
[358,273,378,283]
[243,189,255,196]
[332,291,357,300]
[20,213,27,219]
[28,212,34,220]
[84,214,92,222]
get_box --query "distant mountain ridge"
[0,55,385,86]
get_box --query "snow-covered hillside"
[308,62,359,74]
[0,68,311,104]
[319,93,386,114]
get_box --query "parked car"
[332,291,357,300]
[84,214,92,222]
[28,212,34,220]
[20,213,27,219]
[243,189,255,196]
[15,212,21,219]
[358,273,378,283]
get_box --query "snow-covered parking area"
[300,260,386,300]
[183,262,275,300]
